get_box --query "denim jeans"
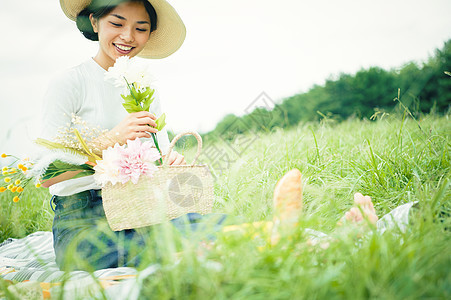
[52,189,227,271]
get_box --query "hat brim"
[59,0,186,59]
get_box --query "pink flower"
[93,139,161,186]
[117,138,161,184]
[93,143,124,186]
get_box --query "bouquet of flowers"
[0,121,163,204]
[1,56,166,201]
[99,57,213,230]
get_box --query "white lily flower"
[105,56,157,92]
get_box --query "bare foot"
[273,169,303,224]
[271,169,303,244]
[338,192,378,228]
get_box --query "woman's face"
[90,1,151,70]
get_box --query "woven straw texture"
[102,132,214,231]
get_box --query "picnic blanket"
[0,231,160,299]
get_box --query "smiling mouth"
[114,43,135,54]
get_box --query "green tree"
[204,39,451,142]
[417,40,451,112]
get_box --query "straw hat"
[60,0,186,59]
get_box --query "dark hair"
[76,0,157,41]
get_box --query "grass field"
[1,113,450,299]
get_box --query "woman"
[41,0,212,271]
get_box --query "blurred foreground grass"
[1,113,450,299]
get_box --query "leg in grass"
[219,169,303,245]
[305,193,379,249]
[272,172,378,230]
[221,169,377,248]
[273,169,303,224]
[271,170,378,245]
[332,192,379,240]
[271,169,303,244]
[337,192,378,227]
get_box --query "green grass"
[1,113,450,299]
[0,186,52,241]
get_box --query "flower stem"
[150,132,163,165]
[124,76,163,165]
[124,77,140,107]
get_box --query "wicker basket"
[101,131,214,231]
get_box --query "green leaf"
[121,87,156,112]
[129,85,140,103]
[42,162,94,180]
[143,88,155,102]
[122,93,143,110]
[142,97,152,112]
[71,169,95,179]
[141,88,155,111]
[122,102,143,113]
[155,113,167,131]
[121,94,136,103]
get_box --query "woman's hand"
[163,150,186,166]
[99,111,158,147]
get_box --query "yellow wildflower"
[0,187,6,192]
[15,179,21,185]
[1,153,7,158]
[11,186,17,193]
[13,196,20,202]
[17,187,24,193]
[2,167,7,171]
[35,183,42,188]
[2,171,7,176]
[4,177,11,183]
[21,167,28,172]
[7,184,13,190]
[17,164,24,169]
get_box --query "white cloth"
[40,58,170,196]
[376,202,417,234]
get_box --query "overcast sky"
[0,0,450,156]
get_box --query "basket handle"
[163,131,203,167]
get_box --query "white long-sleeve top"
[40,58,170,196]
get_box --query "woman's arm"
[39,72,84,188]
[40,171,83,188]
[41,152,186,188]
